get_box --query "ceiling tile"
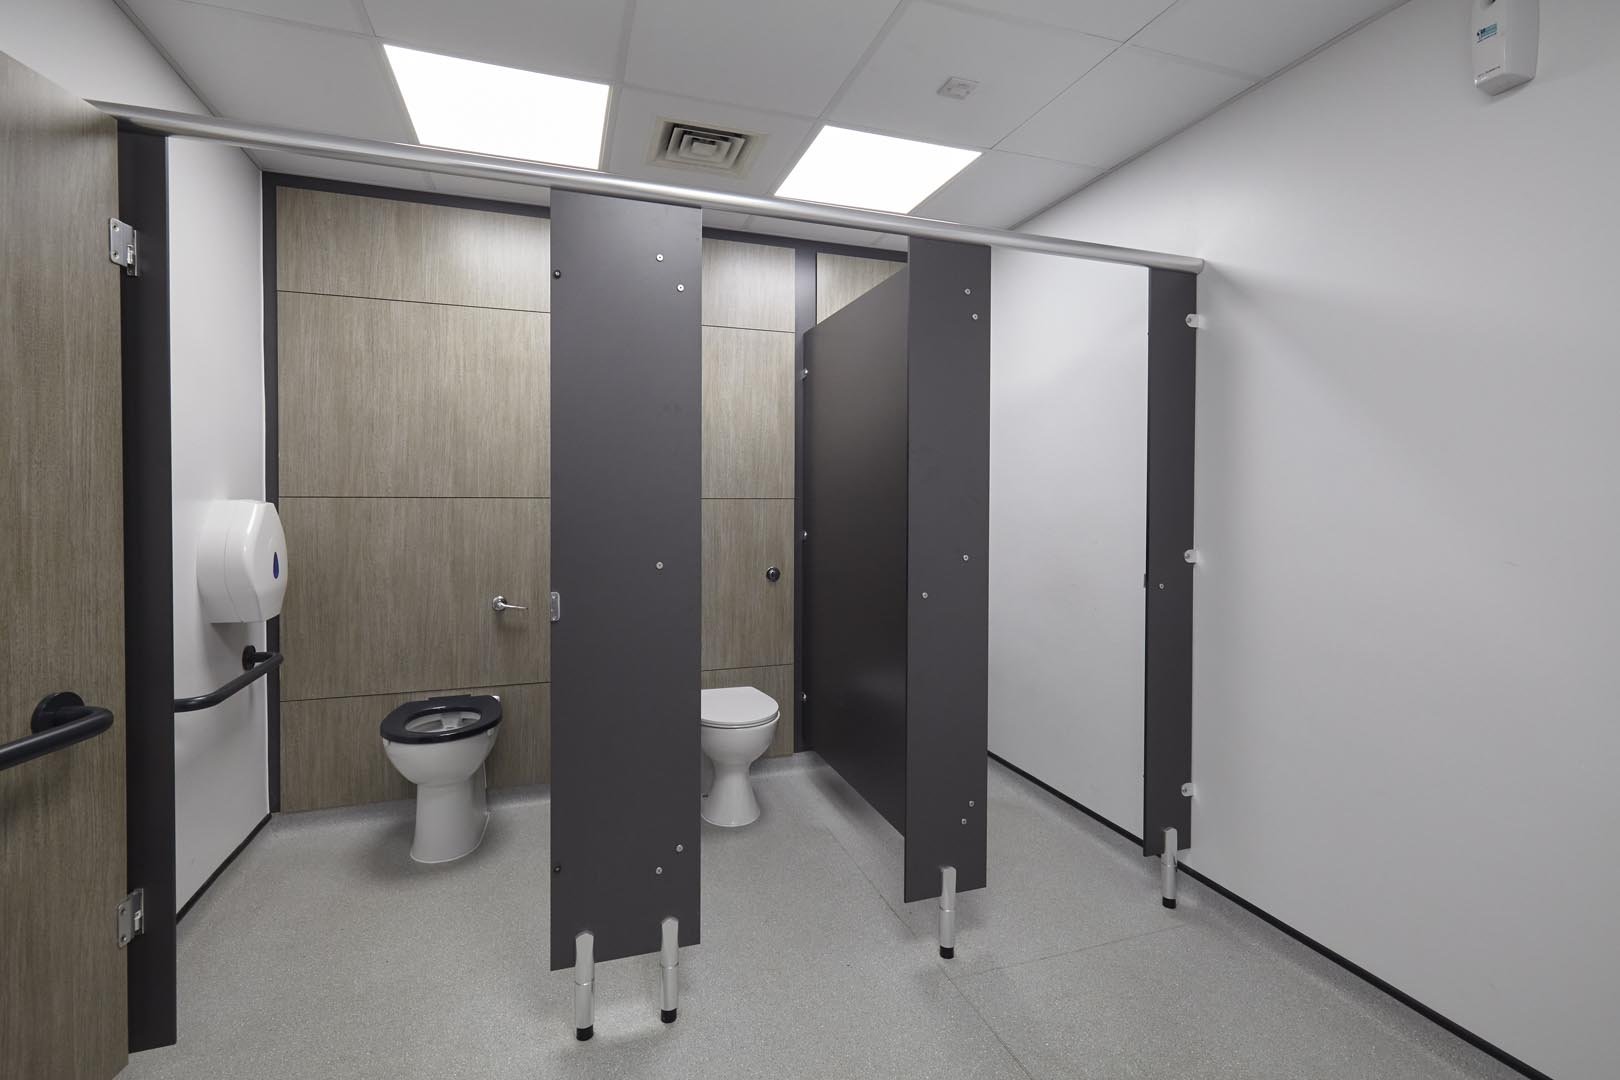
[606,87,817,195]
[913,150,1100,228]
[1133,0,1401,79]
[999,46,1252,169]
[949,0,1176,41]
[181,0,371,32]
[360,0,629,82]
[625,0,900,116]
[830,2,1116,148]
[252,149,436,191]
[125,0,412,139]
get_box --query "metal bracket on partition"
[117,888,146,947]
[659,917,680,1023]
[938,866,957,959]
[109,218,138,275]
[1160,827,1179,910]
[573,931,594,1041]
[1185,313,1205,329]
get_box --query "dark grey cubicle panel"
[903,239,990,903]
[803,272,911,833]
[1141,269,1197,858]
[549,191,702,968]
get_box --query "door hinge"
[549,591,561,623]
[117,888,146,948]
[109,218,138,276]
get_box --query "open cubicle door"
[0,49,131,1080]
[805,238,990,915]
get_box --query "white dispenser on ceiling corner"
[1473,0,1538,96]
[196,500,287,623]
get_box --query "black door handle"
[765,566,780,583]
[0,691,114,772]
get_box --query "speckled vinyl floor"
[121,756,1522,1080]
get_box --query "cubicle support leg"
[938,866,958,959]
[1160,827,1179,910]
[573,931,595,1041]
[659,917,680,1024]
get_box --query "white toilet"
[380,694,502,863]
[700,686,780,827]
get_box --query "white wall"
[1013,1,1620,1076]
[1,0,267,908]
[989,253,1148,835]
[168,137,266,906]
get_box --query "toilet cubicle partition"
[548,190,703,969]
[805,238,991,904]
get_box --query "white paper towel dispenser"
[197,500,287,623]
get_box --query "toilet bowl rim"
[380,693,502,745]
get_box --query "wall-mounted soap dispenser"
[196,499,287,622]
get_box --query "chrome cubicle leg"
[660,916,680,1023]
[574,931,595,1041]
[938,866,957,959]
[1161,827,1179,910]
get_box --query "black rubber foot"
[661,1008,677,1024]
[1162,897,1177,910]
[939,946,955,960]
[576,1026,593,1042]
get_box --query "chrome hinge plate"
[117,887,146,948]
[109,218,138,276]
[549,591,561,623]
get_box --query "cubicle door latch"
[549,591,562,623]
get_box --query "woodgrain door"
[0,51,129,1080]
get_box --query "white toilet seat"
[700,686,780,728]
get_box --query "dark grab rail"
[0,692,115,772]
[173,646,283,714]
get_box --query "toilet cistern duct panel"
[196,499,287,623]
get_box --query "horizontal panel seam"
[700,322,796,334]
[283,681,549,705]
[278,495,551,501]
[276,288,549,316]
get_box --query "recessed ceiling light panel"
[775,126,979,214]
[384,44,610,169]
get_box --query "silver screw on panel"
[676,283,686,292]
[656,253,664,261]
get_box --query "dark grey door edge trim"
[119,125,178,1054]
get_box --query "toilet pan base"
[702,762,761,827]
[409,765,490,864]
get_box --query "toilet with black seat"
[380,694,502,864]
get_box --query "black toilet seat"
[380,694,502,744]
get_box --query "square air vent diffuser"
[651,120,760,177]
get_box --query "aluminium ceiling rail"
[93,101,1204,274]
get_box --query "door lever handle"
[491,595,528,612]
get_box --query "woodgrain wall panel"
[702,326,795,498]
[702,665,795,758]
[279,293,549,497]
[281,682,549,812]
[277,187,550,311]
[702,498,794,670]
[701,238,795,330]
[816,252,904,322]
[279,497,548,700]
